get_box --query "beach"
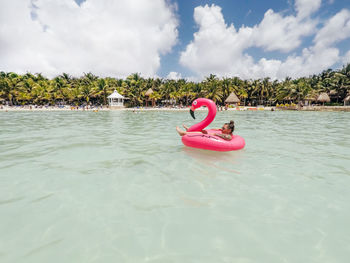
[2,105,350,112]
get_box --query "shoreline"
[1,105,350,112]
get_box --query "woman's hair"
[225,120,235,133]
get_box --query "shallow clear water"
[0,110,350,263]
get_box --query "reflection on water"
[0,111,349,263]
[182,147,242,174]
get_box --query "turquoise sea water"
[1,110,350,263]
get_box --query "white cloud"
[314,9,350,47]
[180,4,350,80]
[252,9,317,52]
[277,46,339,78]
[295,0,322,19]
[166,71,182,80]
[180,5,255,78]
[0,0,178,78]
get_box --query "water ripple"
[0,110,350,263]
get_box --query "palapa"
[145,88,154,97]
[225,92,240,104]
[317,93,330,103]
[145,88,155,107]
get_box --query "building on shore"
[145,88,155,107]
[108,90,125,108]
[317,93,330,106]
[225,92,240,106]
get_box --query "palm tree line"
[1,64,350,107]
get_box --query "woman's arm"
[214,133,232,140]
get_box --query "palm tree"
[220,78,233,105]
[60,73,72,84]
[161,80,176,106]
[80,84,95,105]
[95,78,109,105]
[124,73,144,106]
[334,64,350,100]
[250,79,261,105]
[149,91,162,106]
[5,73,21,105]
[180,82,196,106]
[203,74,222,103]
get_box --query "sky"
[0,0,350,81]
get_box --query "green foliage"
[1,64,350,107]
[325,102,343,106]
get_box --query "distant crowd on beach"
[0,104,107,111]
[2,103,350,112]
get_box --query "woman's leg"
[182,124,189,131]
[176,127,204,137]
[176,126,187,136]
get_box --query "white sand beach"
[1,105,350,112]
[0,105,276,112]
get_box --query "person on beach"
[176,120,235,140]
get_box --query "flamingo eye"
[193,101,197,105]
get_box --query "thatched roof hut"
[145,88,153,97]
[225,92,240,104]
[317,93,330,103]
[145,88,154,107]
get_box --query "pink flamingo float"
[182,98,245,151]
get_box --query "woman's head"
[222,120,235,134]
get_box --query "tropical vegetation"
[1,64,350,107]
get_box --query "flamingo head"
[190,99,200,119]
[190,98,214,119]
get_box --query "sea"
[1,110,349,263]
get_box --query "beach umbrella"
[317,93,330,105]
[225,92,240,105]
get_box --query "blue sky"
[159,0,290,74]
[1,0,350,80]
[158,0,350,79]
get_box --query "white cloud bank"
[0,0,178,77]
[180,1,350,80]
[166,71,182,80]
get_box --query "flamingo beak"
[190,107,195,119]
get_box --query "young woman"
[176,120,235,140]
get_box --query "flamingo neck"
[188,100,217,132]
